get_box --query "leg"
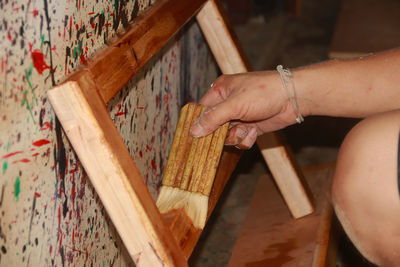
[332,110,400,266]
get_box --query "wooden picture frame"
[48,0,313,265]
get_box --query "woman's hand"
[190,71,305,149]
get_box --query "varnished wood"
[86,0,207,103]
[48,72,187,267]
[228,162,335,267]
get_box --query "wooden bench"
[228,162,338,267]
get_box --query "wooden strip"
[257,133,313,217]
[173,103,196,188]
[48,72,187,267]
[162,104,189,187]
[198,122,229,195]
[86,0,207,103]
[196,0,313,218]
[181,105,207,190]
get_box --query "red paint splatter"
[40,121,53,131]
[35,192,41,198]
[137,106,144,109]
[75,23,79,30]
[2,115,6,120]
[151,158,157,171]
[72,228,75,244]
[31,9,39,17]
[2,151,23,159]
[88,12,95,15]
[69,17,72,40]
[32,139,51,147]
[80,53,86,64]
[7,34,12,41]
[33,177,38,182]
[139,151,143,158]
[71,184,76,208]
[115,104,125,116]
[12,158,31,164]
[31,50,51,74]
[32,153,39,157]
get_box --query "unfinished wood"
[228,162,335,267]
[196,0,313,219]
[48,73,187,267]
[329,0,400,59]
[257,133,314,217]
[84,0,207,103]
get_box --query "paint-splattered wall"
[0,0,218,265]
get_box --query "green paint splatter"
[3,161,7,175]
[25,65,38,106]
[21,90,36,124]
[14,176,20,201]
[6,141,10,151]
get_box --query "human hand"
[190,71,305,149]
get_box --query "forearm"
[294,48,400,118]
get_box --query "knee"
[331,111,400,266]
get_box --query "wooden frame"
[48,0,313,266]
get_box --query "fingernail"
[190,120,204,137]
[235,127,248,139]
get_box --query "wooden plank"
[196,0,313,218]
[228,162,335,267]
[84,0,207,103]
[257,133,314,217]
[329,0,400,59]
[48,72,187,267]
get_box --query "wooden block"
[330,0,400,59]
[228,162,336,267]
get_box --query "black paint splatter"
[27,194,37,244]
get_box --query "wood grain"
[85,0,207,103]
[228,163,335,267]
[48,72,187,267]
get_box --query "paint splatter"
[32,139,51,147]
[14,176,21,201]
[31,50,51,74]
[3,162,8,174]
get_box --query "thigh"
[332,110,400,266]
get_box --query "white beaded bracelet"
[276,65,304,124]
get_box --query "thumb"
[190,102,235,137]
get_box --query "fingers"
[190,100,236,137]
[199,75,230,107]
[225,126,258,150]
